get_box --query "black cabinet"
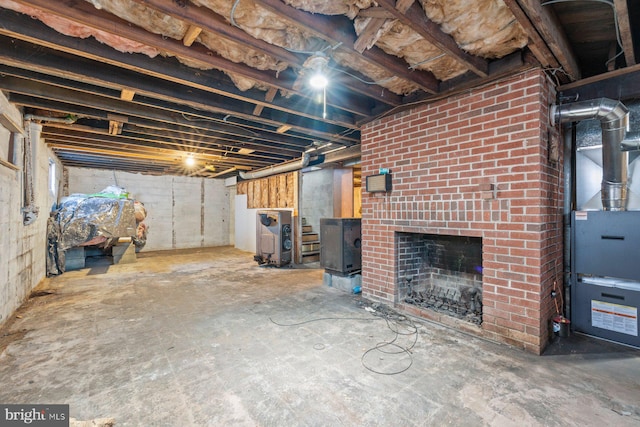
[320,218,361,275]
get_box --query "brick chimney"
[360,69,562,354]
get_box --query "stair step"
[302,233,319,242]
[302,253,320,263]
[302,242,320,252]
[302,225,313,233]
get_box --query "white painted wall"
[234,194,257,253]
[1,118,62,327]
[66,168,230,251]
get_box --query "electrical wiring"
[544,66,571,86]
[541,0,623,67]
[270,304,420,376]
[269,316,383,326]
[360,312,419,375]
[230,0,242,28]
[409,53,446,71]
[329,66,397,86]
[180,112,260,137]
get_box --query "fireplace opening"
[396,233,483,324]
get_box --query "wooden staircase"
[301,218,320,263]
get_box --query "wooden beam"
[376,0,489,77]
[558,62,640,100]
[501,0,559,69]
[10,0,280,87]
[3,88,288,152]
[0,61,356,142]
[256,0,439,94]
[48,143,190,162]
[253,87,277,116]
[108,121,123,135]
[357,7,395,19]
[9,0,384,115]
[396,0,416,14]
[0,48,361,141]
[129,0,401,105]
[182,25,202,47]
[43,135,265,168]
[132,0,300,64]
[43,123,300,164]
[513,0,581,80]
[354,18,388,53]
[0,14,371,126]
[613,0,636,66]
[120,88,135,101]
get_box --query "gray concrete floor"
[0,246,639,426]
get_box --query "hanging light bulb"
[185,155,196,167]
[305,53,330,119]
[309,73,328,90]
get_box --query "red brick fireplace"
[360,68,562,354]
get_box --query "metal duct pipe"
[551,98,629,211]
[239,153,310,180]
[621,131,640,152]
[562,122,575,321]
[321,145,360,164]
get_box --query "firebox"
[397,233,483,324]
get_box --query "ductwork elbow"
[552,98,629,211]
[239,153,310,180]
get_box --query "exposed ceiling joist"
[510,0,581,80]
[9,0,379,118]
[0,11,369,128]
[375,0,489,77]
[42,124,296,164]
[129,0,397,105]
[613,0,636,66]
[255,0,439,94]
[0,0,635,178]
[501,0,559,69]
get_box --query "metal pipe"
[239,153,310,180]
[562,122,575,321]
[551,98,629,211]
[621,131,640,152]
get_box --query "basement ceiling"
[0,0,638,178]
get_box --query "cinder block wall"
[67,168,231,251]
[360,68,562,353]
[1,122,61,327]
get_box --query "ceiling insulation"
[0,0,630,178]
[0,0,160,57]
[362,19,468,81]
[193,0,326,51]
[283,0,374,20]
[331,50,419,96]
[87,0,189,40]
[0,0,529,94]
[420,0,528,59]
